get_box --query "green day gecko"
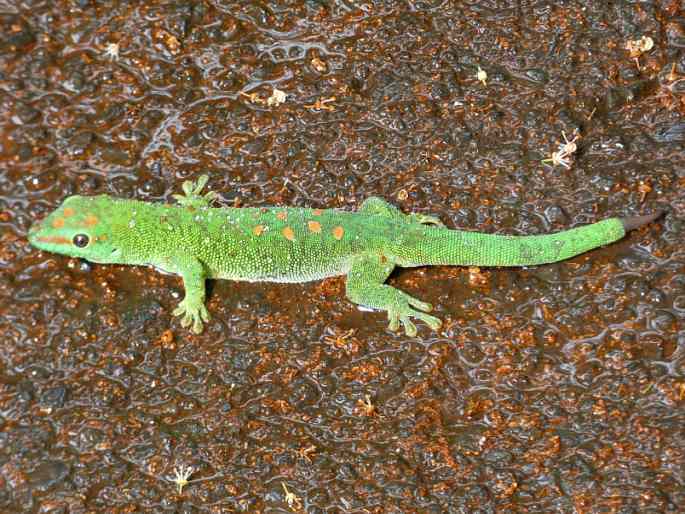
[28,175,662,336]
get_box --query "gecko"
[28,175,663,336]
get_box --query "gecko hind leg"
[170,255,210,334]
[345,253,442,337]
[358,196,404,218]
[359,196,444,226]
[409,213,444,226]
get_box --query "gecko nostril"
[28,222,42,239]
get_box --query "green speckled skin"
[29,176,627,335]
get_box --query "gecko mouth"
[86,248,121,264]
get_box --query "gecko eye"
[73,234,89,248]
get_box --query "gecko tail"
[621,211,665,232]
[406,210,665,268]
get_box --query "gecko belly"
[210,255,353,283]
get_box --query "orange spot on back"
[282,226,295,241]
[84,215,99,226]
[51,217,65,229]
[253,225,265,236]
[63,207,75,217]
[308,220,322,233]
[332,226,344,240]
[312,209,323,216]
[276,211,288,221]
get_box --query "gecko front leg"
[171,255,210,334]
[172,174,218,209]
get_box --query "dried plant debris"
[542,130,580,169]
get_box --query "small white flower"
[267,88,287,107]
[104,42,120,61]
[542,150,572,169]
[625,36,654,57]
[172,464,194,494]
[558,130,579,156]
[625,36,654,69]
[542,130,579,169]
[476,66,487,86]
[282,482,302,510]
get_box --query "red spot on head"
[37,236,71,245]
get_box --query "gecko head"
[28,195,123,263]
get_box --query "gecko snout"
[28,220,43,244]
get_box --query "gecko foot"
[386,292,442,337]
[172,298,210,334]
[172,174,218,208]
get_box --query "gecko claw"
[173,299,210,334]
[385,293,442,336]
[401,317,417,337]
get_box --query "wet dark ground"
[1,1,685,512]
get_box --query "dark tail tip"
[621,210,665,232]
